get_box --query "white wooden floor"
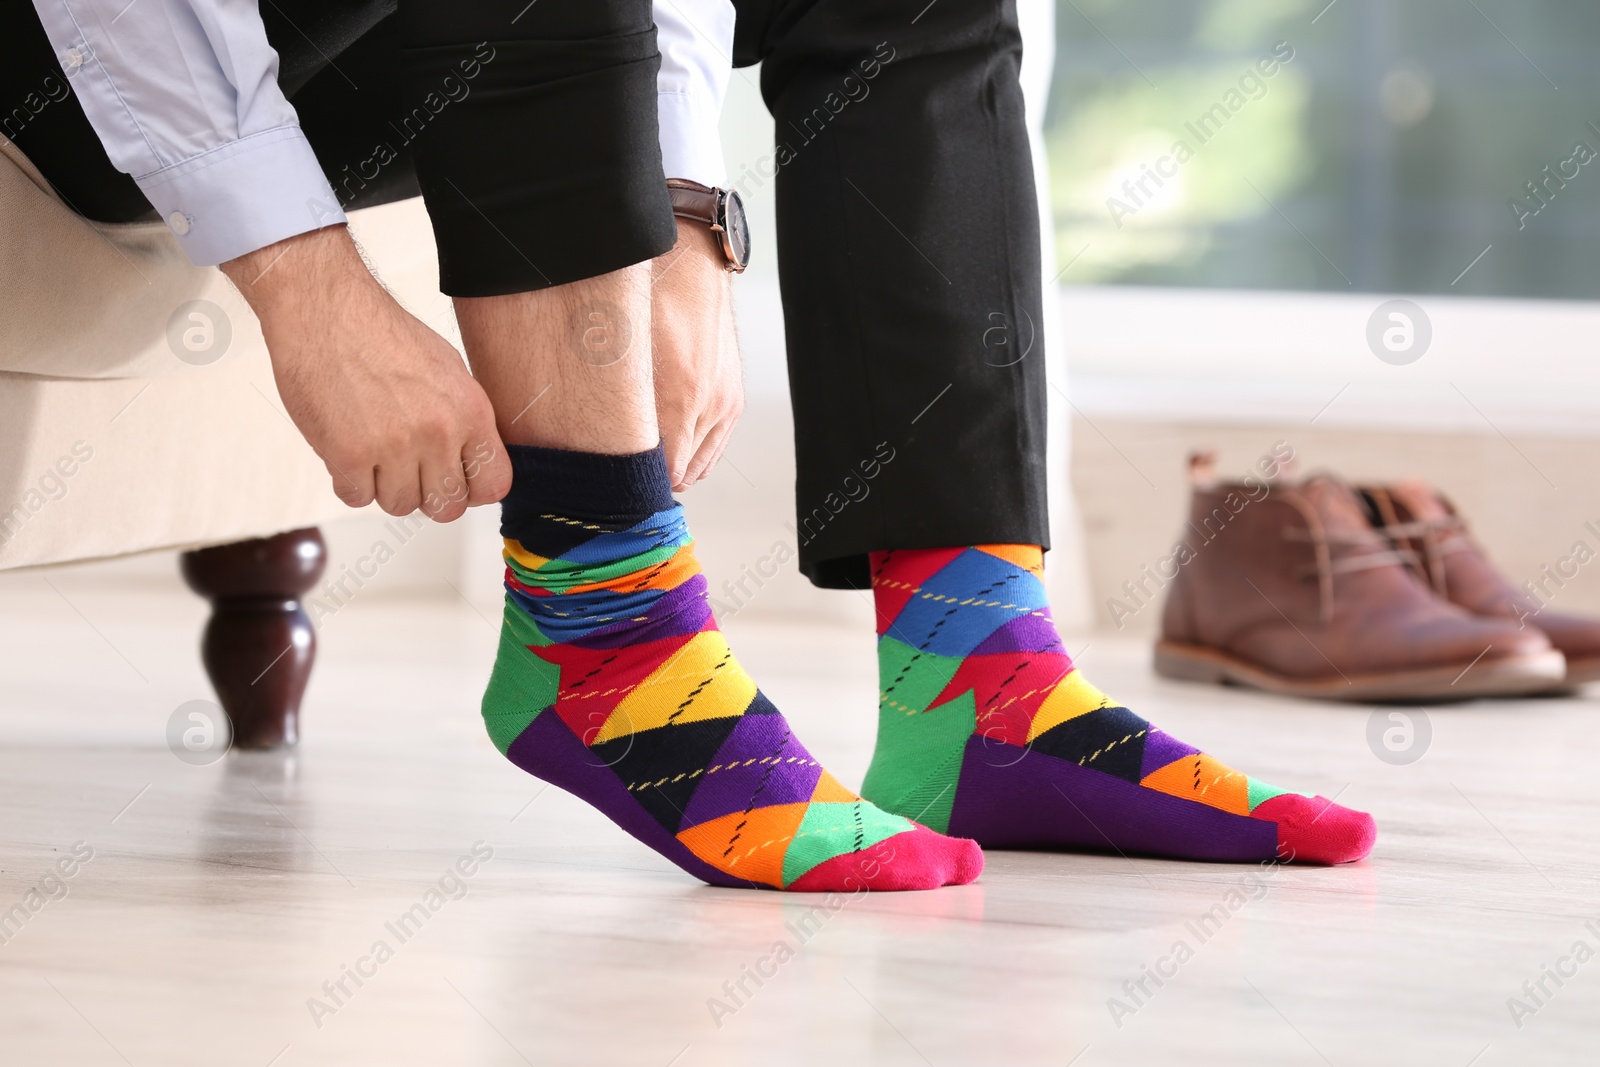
[2,574,1598,1066]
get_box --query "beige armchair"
[0,135,443,746]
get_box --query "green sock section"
[861,637,975,833]
[779,802,918,886]
[482,599,558,755]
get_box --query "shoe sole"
[1153,640,1567,702]
[1559,655,1600,686]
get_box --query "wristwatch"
[666,179,750,273]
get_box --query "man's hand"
[222,226,512,521]
[652,217,742,491]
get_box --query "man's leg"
[401,0,980,891]
[735,0,1049,589]
[739,0,1376,864]
[454,265,979,891]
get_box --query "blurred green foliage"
[1045,0,1600,297]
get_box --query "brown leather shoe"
[1154,471,1563,700]
[1360,480,1600,684]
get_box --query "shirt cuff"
[134,126,347,266]
[658,90,727,188]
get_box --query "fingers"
[680,412,736,488]
[328,412,508,521]
[420,454,471,523]
[655,344,698,489]
[374,463,423,517]
[656,356,700,490]
[458,382,512,507]
[464,436,513,507]
[679,376,744,488]
[324,452,376,509]
[702,418,736,478]
[412,386,509,520]
[376,435,511,521]
[365,443,507,522]
[662,404,698,491]
[662,379,743,490]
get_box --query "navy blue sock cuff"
[500,443,675,543]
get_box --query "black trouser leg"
[396,0,676,296]
[734,0,1049,589]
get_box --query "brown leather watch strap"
[666,179,718,227]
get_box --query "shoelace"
[1280,527,1419,621]
[1374,516,1474,595]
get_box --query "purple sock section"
[570,577,713,649]
[680,715,824,827]
[506,710,762,889]
[969,612,1061,657]
[947,738,1279,862]
[1139,728,1202,779]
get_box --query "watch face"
[719,189,750,270]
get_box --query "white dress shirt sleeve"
[654,0,734,187]
[30,0,345,266]
[30,0,728,265]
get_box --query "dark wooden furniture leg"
[179,528,327,750]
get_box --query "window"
[1046,0,1600,299]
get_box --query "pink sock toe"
[1252,793,1377,865]
[786,828,984,892]
[948,836,985,886]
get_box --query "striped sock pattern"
[861,545,1376,864]
[481,445,983,891]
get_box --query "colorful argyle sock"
[861,545,1376,864]
[481,444,983,891]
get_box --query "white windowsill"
[1060,286,1600,437]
